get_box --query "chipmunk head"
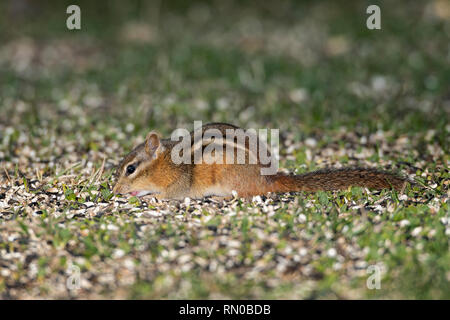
[113,131,165,197]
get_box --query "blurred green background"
[0,0,448,145]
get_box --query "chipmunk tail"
[269,167,407,192]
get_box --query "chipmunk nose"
[112,183,121,194]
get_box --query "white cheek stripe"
[135,190,158,197]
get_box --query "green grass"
[0,0,448,299]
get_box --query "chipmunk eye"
[126,164,136,175]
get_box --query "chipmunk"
[113,123,407,199]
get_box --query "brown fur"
[267,168,406,193]
[113,123,408,199]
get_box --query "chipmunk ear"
[145,131,163,157]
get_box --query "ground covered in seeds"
[0,1,449,299]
